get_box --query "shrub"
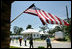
[38,46,45,48]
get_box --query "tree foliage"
[39,25,49,33]
[48,26,62,35]
[47,18,71,41]
[61,18,71,41]
[26,25,33,29]
[13,26,24,35]
[10,31,12,35]
[13,26,18,34]
[54,26,62,32]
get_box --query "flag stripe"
[49,13,60,25]
[26,9,37,14]
[24,4,69,26]
[44,11,54,24]
[24,12,38,16]
[48,13,58,24]
[41,10,52,24]
[40,10,49,23]
[55,16,62,25]
[36,10,46,25]
[45,12,56,24]
[37,10,47,23]
[61,19,65,25]
[63,20,69,26]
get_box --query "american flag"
[24,4,69,26]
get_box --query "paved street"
[33,41,71,48]
[10,40,71,48]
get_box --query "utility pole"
[66,5,69,21]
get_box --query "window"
[37,34,38,37]
[34,34,35,37]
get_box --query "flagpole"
[10,11,24,23]
[11,3,35,23]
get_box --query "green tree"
[61,18,71,41]
[26,25,33,29]
[13,26,18,34]
[47,26,62,35]
[18,28,23,35]
[54,26,62,32]
[10,31,12,35]
[13,26,24,35]
[48,29,55,34]
[39,25,49,33]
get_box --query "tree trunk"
[1,1,13,48]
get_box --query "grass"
[10,46,21,48]
[38,46,45,48]
[65,36,71,42]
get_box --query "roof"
[21,29,39,34]
[39,31,48,35]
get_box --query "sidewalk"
[10,40,29,48]
[10,40,71,48]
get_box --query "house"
[21,29,48,39]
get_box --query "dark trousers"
[30,44,33,48]
[25,40,26,46]
[20,41,22,46]
[47,43,52,48]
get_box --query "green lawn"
[10,46,21,48]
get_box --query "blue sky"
[10,1,71,33]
